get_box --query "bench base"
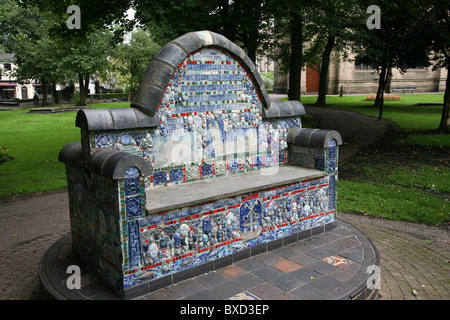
[39,220,379,300]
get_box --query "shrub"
[70,90,82,106]
[364,94,402,102]
[261,72,274,90]
[0,146,14,165]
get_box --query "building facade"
[0,53,62,101]
[273,52,448,95]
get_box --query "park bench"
[392,86,417,94]
[59,30,342,299]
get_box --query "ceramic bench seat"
[145,165,327,215]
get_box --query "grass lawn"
[0,102,130,197]
[295,93,449,226]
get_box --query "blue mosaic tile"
[125,177,140,196]
[95,133,113,149]
[239,199,262,234]
[153,171,167,185]
[201,163,213,176]
[125,195,142,219]
[228,158,239,172]
[120,134,132,145]
[169,169,183,182]
[148,216,162,225]
[254,155,263,167]
[127,220,142,269]
[329,176,336,209]
[176,210,189,219]
[125,167,140,179]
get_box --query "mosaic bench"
[58,30,342,299]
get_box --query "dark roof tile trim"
[75,108,159,131]
[59,142,152,179]
[287,127,343,148]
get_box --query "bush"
[0,146,14,165]
[70,90,82,106]
[261,72,274,90]
[364,94,402,102]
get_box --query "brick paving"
[339,213,450,300]
[0,232,68,300]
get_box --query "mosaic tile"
[323,255,354,268]
[229,291,261,300]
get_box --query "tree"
[307,0,365,105]
[21,0,133,42]
[354,0,432,120]
[258,0,313,101]
[0,0,65,106]
[398,0,450,134]
[133,0,273,62]
[59,30,114,106]
[112,29,161,101]
[1,1,117,106]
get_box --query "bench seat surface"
[145,165,327,215]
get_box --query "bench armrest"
[59,142,152,179]
[287,127,342,148]
[286,127,342,171]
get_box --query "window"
[354,55,374,70]
[354,63,374,70]
[3,63,12,71]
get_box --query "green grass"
[338,161,449,226]
[0,102,131,197]
[338,179,447,225]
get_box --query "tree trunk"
[374,65,386,109]
[84,74,90,103]
[41,83,48,107]
[52,83,59,104]
[438,69,450,134]
[315,34,335,105]
[246,33,258,63]
[374,63,391,121]
[128,79,133,102]
[288,10,302,101]
[78,74,86,106]
[219,0,237,43]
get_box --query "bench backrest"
[75,31,305,189]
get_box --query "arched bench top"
[131,30,271,117]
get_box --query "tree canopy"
[0,0,449,132]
